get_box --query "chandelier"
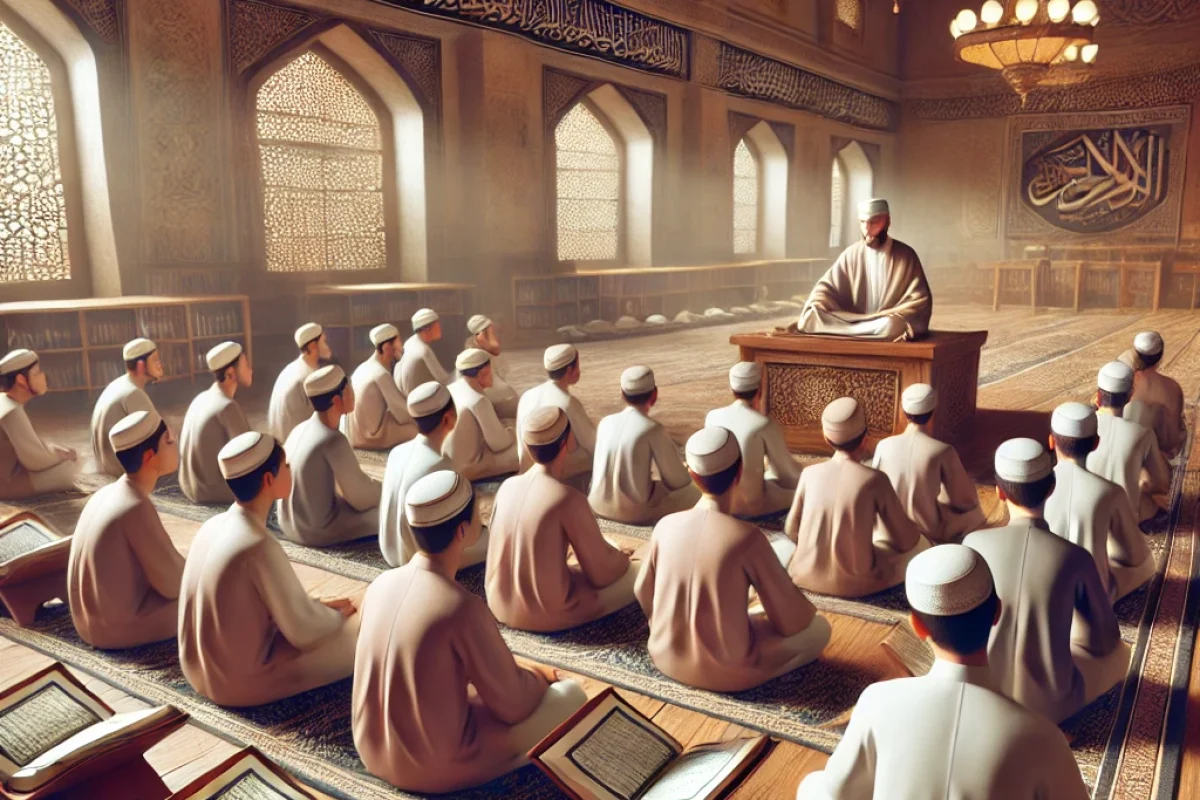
[950,0,1100,100]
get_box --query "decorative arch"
[738,121,788,259]
[832,139,873,249]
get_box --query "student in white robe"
[1119,331,1187,459]
[705,362,800,518]
[180,432,360,707]
[1046,402,1154,602]
[463,315,519,419]
[515,344,597,479]
[394,308,452,397]
[90,338,162,477]
[0,349,79,499]
[588,366,698,524]
[964,438,1130,723]
[68,410,185,649]
[444,348,519,480]
[278,365,381,546]
[871,383,985,543]
[341,323,416,450]
[179,342,252,504]
[797,545,1088,800]
[267,323,330,445]
[353,469,586,793]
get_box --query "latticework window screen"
[732,139,758,255]
[0,24,70,282]
[556,102,620,262]
[830,157,844,248]
[837,0,863,31]
[256,51,385,273]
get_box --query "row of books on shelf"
[192,306,244,338]
[3,316,81,351]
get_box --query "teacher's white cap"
[219,431,277,479]
[906,544,994,616]
[858,198,889,219]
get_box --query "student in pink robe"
[1119,331,1187,459]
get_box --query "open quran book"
[168,747,315,799]
[879,621,936,677]
[0,514,69,586]
[529,688,769,800]
[0,663,186,798]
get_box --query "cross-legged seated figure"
[179,342,252,504]
[0,349,80,499]
[278,366,381,547]
[341,324,416,451]
[871,384,984,544]
[91,338,162,477]
[268,323,330,444]
[180,432,360,707]
[965,438,1130,723]
[516,344,596,480]
[785,398,927,598]
[464,314,519,419]
[394,308,452,397]
[1119,331,1187,459]
[68,410,185,649]
[487,407,637,632]
[444,349,519,481]
[589,366,699,524]
[353,469,586,794]
[1046,403,1154,602]
[636,426,831,692]
[796,545,1088,800]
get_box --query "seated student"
[1046,402,1154,602]
[464,314,519,419]
[589,366,698,524]
[705,362,801,518]
[1088,361,1171,522]
[353,469,587,794]
[267,323,330,444]
[180,431,360,707]
[1119,331,1186,459]
[515,344,597,479]
[68,410,185,649]
[965,438,1130,723]
[797,545,1089,800]
[395,308,451,397]
[636,426,831,692]
[444,349,519,480]
[785,397,927,598]
[871,383,985,544]
[278,365,382,547]
[342,323,416,450]
[487,407,636,632]
[91,338,161,477]
[0,349,79,499]
[179,342,252,504]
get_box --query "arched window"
[836,0,863,31]
[556,101,620,262]
[831,140,873,248]
[830,157,844,248]
[733,139,759,255]
[733,122,788,260]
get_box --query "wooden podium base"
[0,570,68,627]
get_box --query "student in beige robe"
[0,350,79,499]
[267,323,330,445]
[487,407,636,632]
[464,314,519,419]
[444,349,519,480]
[705,361,801,518]
[90,338,161,477]
[1046,402,1154,602]
[179,342,252,504]
[636,426,831,692]
[1119,331,1187,459]
[180,432,360,707]
[794,199,932,341]
[68,410,185,649]
[353,469,587,794]
[515,344,597,479]
[785,397,928,598]
[589,366,698,524]
[871,383,984,543]
[278,365,381,546]
[341,323,416,450]
[394,308,452,397]
[964,438,1130,723]
[797,545,1088,800]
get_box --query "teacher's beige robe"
[464,335,520,419]
[1088,412,1172,522]
[0,395,78,499]
[394,336,451,397]
[1119,350,1188,459]
[91,375,157,477]
[705,399,801,518]
[444,379,519,481]
[341,357,416,450]
[267,357,316,445]
[588,406,698,524]
[515,381,596,478]
[179,384,250,504]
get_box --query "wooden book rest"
[0,512,71,627]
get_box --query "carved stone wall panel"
[543,69,593,132]
[962,125,1002,240]
[766,363,898,434]
[768,120,795,159]
[228,0,319,74]
[691,33,721,87]
[371,30,442,113]
[621,86,667,146]
[59,0,121,44]
[729,111,760,147]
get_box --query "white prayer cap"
[729,362,762,393]
[406,470,473,527]
[456,348,491,372]
[544,344,578,372]
[303,364,346,397]
[370,323,399,346]
[685,426,740,476]
[123,338,156,361]
[412,308,439,330]
[621,365,655,395]
[1134,331,1164,356]
[902,384,937,415]
[219,431,277,479]
[822,397,866,444]
[523,406,569,446]
[205,341,242,372]
[294,323,322,349]
[109,409,163,452]
[1051,402,1097,439]
[858,198,890,219]
[408,381,452,418]
[467,315,493,335]
[994,437,1053,483]
[906,544,994,616]
[0,349,37,375]
[1097,361,1134,394]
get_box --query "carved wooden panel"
[766,363,898,434]
[59,0,121,44]
[370,30,441,113]
[228,0,319,74]
[934,353,976,439]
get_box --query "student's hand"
[322,597,357,617]
[54,445,77,461]
[532,664,560,684]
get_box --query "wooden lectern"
[0,512,71,626]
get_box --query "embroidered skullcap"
[994,437,1053,483]
[0,349,37,375]
[1134,331,1163,357]
[123,338,156,361]
[370,323,399,347]
[901,384,937,416]
[523,406,569,446]
[1051,402,1097,439]
[205,341,242,372]
[1097,361,1133,394]
[544,344,577,372]
[294,323,322,349]
[906,544,994,616]
[621,365,655,395]
[406,470,473,527]
[408,381,451,418]
[729,362,762,393]
[822,397,866,444]
[412,308,439,330]
[858,198,890,219]
[219,431,277,479]
[467,315,493,335]
[456,348,491,372]
[109,409,163,452]
[303,364,346,397]
[685,426,740,476]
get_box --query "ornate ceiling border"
[1100,0,1200,25]
[56,0,121,46]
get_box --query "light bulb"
[980,0,1004,24]
[955,8,978,31]
[1072,0,1098,24]
[1047,0,1070,22]
[950,18,962,37]
[1063,44,1079,60]
[1091,13,1099,25]
[1015,0,1039,22]
[1081,43,1098,62]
